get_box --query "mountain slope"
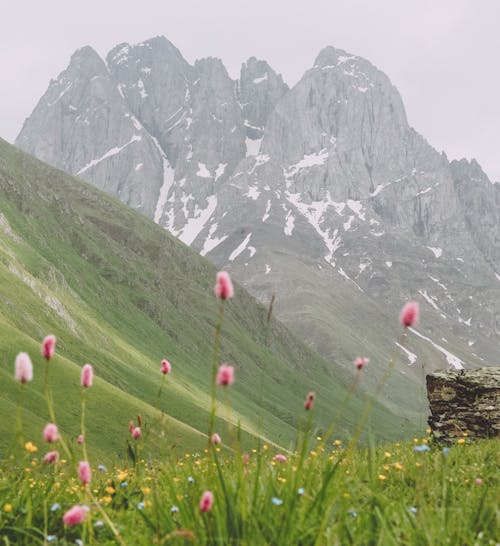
[0,138,420,462]
[15,37,500,417]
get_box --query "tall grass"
[1,273,498,545]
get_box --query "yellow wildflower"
[141,487,152,495]
[457,438,466,445]
[384,452,392,458]
[105,486,115,495]
[378,474,387,481]
[24,442,37,453]
[394,462,404,471]
[101,496,112,505]
[3,504,12,513]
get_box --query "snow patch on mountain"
[77,135,141,175]
[409,328,464,369]
[426,246,443,258]
[178,195,218,246]
[200,223,228,256]
[284,210,295,236]
[229,233,252,262]
[197,163,212,178]
[395,342,417,364]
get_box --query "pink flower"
[42,335,56,360]
[78,461,91,485]
[211,433,221,445]
[214,271,234,300]
[199,490,214,512]
[354,357,369,371]
[77,434,84,444]
[161,359,172,374]
[400,301,419,327]
[216,364,235,387]
[43,450,60,464]
[132,427,141,440]
[81,364,93,388]
[63,505,87,526]
[15,353,33,384]
[475,478,483,485]
[43,423,58,443]
[275,454,287,463]
[304,391,315,411]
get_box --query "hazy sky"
[1,0,499,180]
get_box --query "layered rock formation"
[427,368,500,440]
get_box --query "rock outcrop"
[427,368,500,440]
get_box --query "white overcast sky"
[1,0,499,180]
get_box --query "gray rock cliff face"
[16,38,500,379]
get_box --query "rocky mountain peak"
[313,45,356,68]
[15,36,500,370]
[239,57,288,136]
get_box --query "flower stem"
[208,301,225,449]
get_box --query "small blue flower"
[98,464,107,472]
[347,509,357,518]
[408,506,418,514]
[46,536,57,543]
[271,497,283,506]
[94,520,104,528]
[442,447,450,456]
[137,502,145,510]
[50,503,61,512]
[413,444,430,453]
[171,505,179,514]
[120,481,128,488]
[297,488,305,496]
[187,476,194,484]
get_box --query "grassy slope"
[0,138,418,461]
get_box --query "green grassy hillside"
[0,138,418,461]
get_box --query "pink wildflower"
[211,433,221,445]
[63,505,87,526]
[400,301,419,327]
[214,271,234,300]
[132,427,141,440]
[77,434,84,444]
[42,335,56,360]
[275,454,287,463]
[15,353,33,384]
[304,391,315,411]
[475,478,483,485]
[80,364,93,388]
[199,490,214,512]
[43,423,58,443]
[43,450,60,464]
[161,359,172,374]
[216,364,235,387]
[78,461,91,485]
[354,357,369,371]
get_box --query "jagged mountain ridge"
[16,36,500,374]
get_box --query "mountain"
[0,137,421,461]
[15,37,500,401]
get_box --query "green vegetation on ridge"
[0,138,418,460]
